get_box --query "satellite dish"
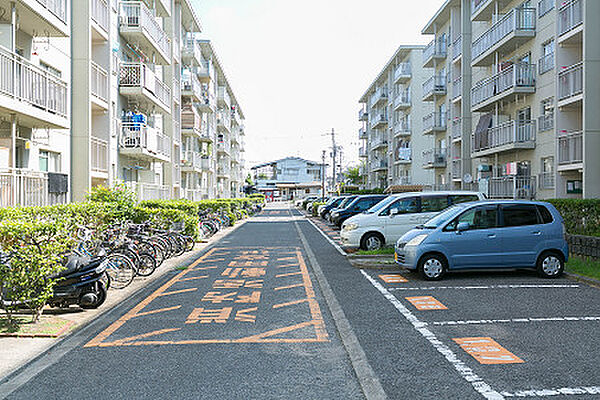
[463,173,473,184]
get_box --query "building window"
[539,97,554,132]
[39,150,61,172]
[40,62,62,79]
[540,157,555,189]
[539,39,555,75]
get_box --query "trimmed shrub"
[547,199,600,237]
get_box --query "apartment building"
[0,0,71,207]
[359,0,599,199]
[251,157,323,200]
[358,46,433,191]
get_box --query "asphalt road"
[2,203,599,399]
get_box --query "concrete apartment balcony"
[394,148,411,164]
[119,1,171,65]
[358,127,367,140]
[422,148,446,169]
[0,168,68,208]
[394,121,411,137]
[196,88,215,113]
[393,63,411,84]
[217,136,231,156]
[370,113,388,129]
[181,107,211,141]
[91,0,109,40]
[472,7,536,67]
[181,73,202,102]
[452,76,462,102]
[359,147,368,158]
[558,0,583,45]
[369,87,388,108]
[451,118,462,142]
[358,108,368,121]
[120,122,171,162]
[217,111,231,133]
[471,120,536,157]
[471,63,535,112]
[558,62,583,108]
[471,0,512,21]
[182,38,204,67]
[119,62,171,114]
[371,160,388,172]
[217,163,231,178]
[422,38,447,68]
[487,176,536,199]
[393,90,411,111]
[452,35,462,62]
[217,86,230,108]
[172,76,181,102]
[538,0,554,18]
[126,181,170,201]
[370,135,388,151]
[9,0,68,37]
[182,188,208,201]
[557,130,583,172]
[196,60,212,82]
[0,46,68,129]
[91,136,109,177]
[422,75,446,101]
[538,114,554,133]
[181,151,204,172]
[422,112,447,135]
[90,61,109,110]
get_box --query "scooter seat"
[57,255,92,277]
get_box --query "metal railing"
[472,0,489,16]
[218,163,231,176]
[423,74,446,99]
[120,122,171,159]
[0,168,68,208]
[422,148,447,167]
[91,136,108,173]
[538,52,554,75]
[369,87,388,107]
[359,147,367,157]
[539,172,555,190]
[394,120,411,135]
[119,62,171,109]
[119,1,171,58]
[183,38,203,64]
[359,127,367,139]
[538,0,554,17]
[359,109,368,120]
[472,120,536,153]
[0,46,68,118]
[172,76,180,101]
[395,147,411,162]
[423,38,447,64]
[558,0,583,37]
[182,73,201,97]
[452,76,462,100]
[452,35,462,60]
[217,110,231,130]
[91,61,108,103]
[182,188,208,201]
[371,160,388,170]
[182,151,203,169]
[396,175,412,185]
[472,7,536,61]
[126,181,170,201]
[487,176,536,199]
[538,114,554,132]
[173,119,181,144]
[371,135,388,149]
[558,130,583,165]
[91,0,109,32]
[217,86,230,106]
[423,112,447,132]
[394,63,411,81]
[558,62,583,101]
[394,89,410,106]
[35,0,67,23]
[370,113,388,128]
[471,63,535,108]
[451,118,462,140]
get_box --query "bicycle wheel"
[136,252,157,277]
[104,253,136,289]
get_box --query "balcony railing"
[487,176,536,199]
[538,52,554,75]
[394,63,411,82]
[472,0,489,16]
[452,76,462,100]
[396,176,412,185]
[538,0,554,18]
[35,0,67,23]
[452,159,462,179]
[182,38,203,65]
[394,120,411,135]
[369,87,388,107]
[0,168,68,208]
[370,113,388,128]
[371,136,388,150]
[558,130,583,166]
[471,63,535,109]
[394,89,410,107]
[182,188,208,202]
[423,148,447,167]
[538,114,554,132]
[539,172,555,190]
[472,7,536,62]
[217,110,231,131]
[119,62,171,110]
[451,118,462,140]
[172,76,181,100]
[472,120,536,153]
[452,36,462,60]
[182,73,201,97]
[182,151,203,169]
[423,112,447,133]
[119,1,171,59]
[395,147,411,162]
[359,109,368,121]
[91,0,109,32]
[423,38,447,65]
[120,121,171,159]
[558,0,583,37]
[371,160,388,171]
[359,127,367,139]
[217,86,230,106]
[126,181,170,201]
[91,61,108,103]
[558,62,583,102]
[91,136,108,173]
[359,147,367,158]
[0,46,68,119]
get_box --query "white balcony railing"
[119,1,171,58]
[451,118,462,140]
[472,7,536,61]
[91,61,108,103]
[370,113,388,128]
[119,62,171,110]
[359,109,368,121]
[395,147,411,162]
[558,0,583,37]
[471,0,488,16]
[217,86,230,106]
[487,176,536,199]
[558,130,583,166]
[394,63,411,81]
[182,188,208,201]
[538,0,554,18]
[472,120,536,153]
[558,62,583,102]
[423,38,447,64]
[471,63,535,108]
[371,160,388,171]
[359,127,367,139]
[35,0,67,23]
[120,121,171,159]
[0,168,68,208]
[182,73,201,97]
[394,89,410,106]
[91,0,109,32]
[538,114,554,132]
[369,87,388,107]
[423,74,446,99]
[183,38,203,64]
[0,46,68,118]
[126,181,170,201]
[539,172,555,190]
[452,76,462,100]
[452,36,462,60]
[182,151,203,169]
[91,136,109,173]
[359,147,367,157]
[538,52,554,75]
[394,120,411,135]
[423,148,447,167]
[423,112,447,133]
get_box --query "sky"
[191,0,446,171]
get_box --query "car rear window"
[421,196,448,212]
[449,194,480,204]
[502,204,540,227]
[536,205,554,224]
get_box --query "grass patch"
[355,247,395,256]
[566,256,600,281]
[0,315,72,337]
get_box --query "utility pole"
[330,128,337,193]
[321,150,326,201]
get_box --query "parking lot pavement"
[301,212,346,250]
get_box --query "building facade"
[251,157,323,200]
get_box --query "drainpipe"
[10,2,16,52]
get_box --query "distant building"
[251,157,324,200]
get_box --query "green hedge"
[311,202,326,216]
[547,199,600,237]
[341,188,385,195]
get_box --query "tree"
[343,166,363,186]
[245,173,253,186]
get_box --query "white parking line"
[361,270,505,400]
[389,284,580,291]
[303,215,347,256]
[433,316,600,326]
[501,386,600,397]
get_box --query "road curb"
[565,272,600,288]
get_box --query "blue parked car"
[395,200,569,280]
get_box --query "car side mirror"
[389,208,399,216]
[457,222,470,233]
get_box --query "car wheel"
[361,233,384,251]
[418,254,447,281]
[537,251,564,278]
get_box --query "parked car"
[307,197,328,213]
[330,195,388,228]
[327,196,357,222]
[340,191,484,250]
[319,196,346,219]
[394,200,568,280]
[301,196,320,210]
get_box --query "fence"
[0,168,68,208]
[567,235,600,259]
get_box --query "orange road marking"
[275,271,302,278]
[177,275,208,282]
[379,274,408,283]
[276,263,300,268]
[236,320,319,343]
[133,306,182,318]
[273,283,303,291]
[453,337,524,365]
[110,328,181,346]
[277,256,297,261]
[204,258,225,262]
[296,250,328,341]
[159,288,198,297]
[272,298,309,309]
[235,307,257,323]
[405,296,448,310]
[85,248,216,348]
[191,266,218,271]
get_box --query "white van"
[340,191,485,250]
